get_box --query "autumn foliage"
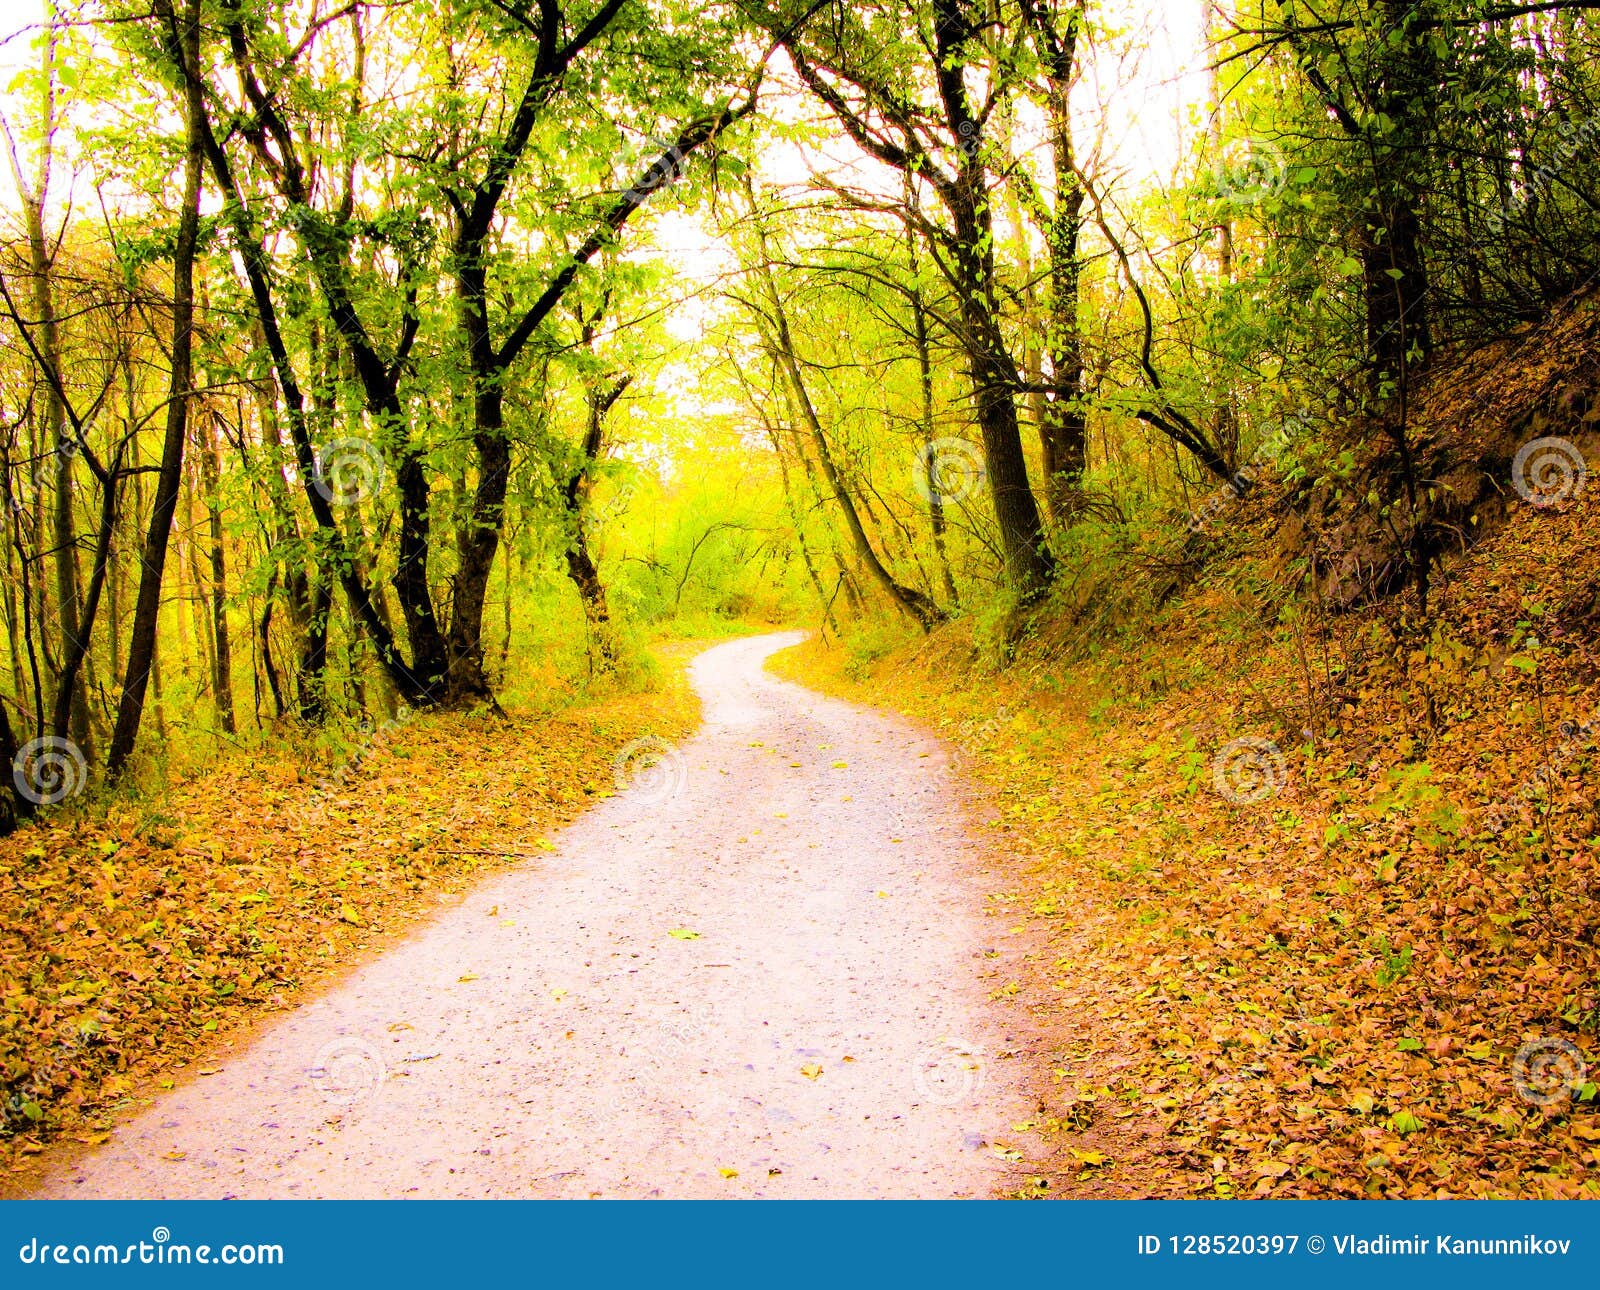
[0,666,697,1185]
[772,342,1600,1197]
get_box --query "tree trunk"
[560,366,628,668]
[746,227,945,630]
[298,577,333,722]
[768,426,839,635]
[197,412,234,733]
[1021,0,1090,518]
[0,688,22,832]
[3,26,91,751]
[106,0,204,776]
[906,246,960,607]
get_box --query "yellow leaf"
[800,1063,823,1080]
[668,928,700,940]
[718,1168,739,1179]
[340,904,365,926]
[458,973,479,983]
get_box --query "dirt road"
[35,633,1034,1198]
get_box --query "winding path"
[35,633,1033,1199]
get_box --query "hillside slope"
[773,292,1600,1199]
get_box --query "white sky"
[0,0,40,77]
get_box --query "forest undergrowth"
[772,411,1600,1199]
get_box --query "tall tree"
[106,0,205,773]
[761,0,1057,598]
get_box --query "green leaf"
[1387,1110,1423,1135]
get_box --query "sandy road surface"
[34,633,1034,1199]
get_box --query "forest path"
[33,633,1034,1199]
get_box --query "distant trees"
[4,0,1600,828]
